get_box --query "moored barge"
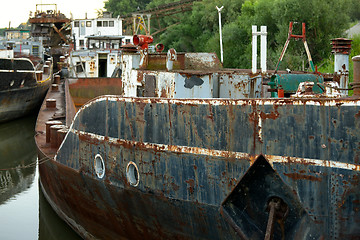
[0,49,52,123]
[35,34,360,239]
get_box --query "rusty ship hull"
[0,58,52,123]
[36,94,360,239]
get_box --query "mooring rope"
[0,156,52,171]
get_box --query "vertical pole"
[303,40,315,72]
[216,6,224,64]
[252,25,257,74]
[147,14,151,35]
[133,15,136,35]
[275,38,290,73]
[260,26,267,73]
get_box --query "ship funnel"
[133,35,153,50]
[331,38,352,72]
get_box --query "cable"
[0,156,52,171]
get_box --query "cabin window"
[79,40,84,47]
[86,21,92,27]
[97,21,102,27]
[32,46,39,57]
[0,59,12,70]
[103,21,108,27]
[109,21,114,27]
[74,21,79,27]
[14,59,34,70]
[76,61,85,73]
[126,39,130,44]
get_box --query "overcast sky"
[2,0,105,28]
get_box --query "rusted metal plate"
[144,74,156,97]
[68,77,123,109]
[44,96,360,239]
[184,53,222,70]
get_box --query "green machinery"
[269,22,324,97]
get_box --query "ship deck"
[35,78,66,159]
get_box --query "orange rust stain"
[160,88,167,97]
[137,72,143,83]
[284,172,322,182]
[171,182,180,191]
[354,155,360,165]
[355,110,360,118]
[227,178,237,188]
[260,107,280,120]
[185,179,195,194]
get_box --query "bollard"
[46,99,56,108]
[45,120,62,143]
[57,128,68,148]
[51,84,59,92]
[43,65,49,74]
[36,72,42,81]
[54,75,61,84]
[50,125,64,148]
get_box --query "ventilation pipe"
[331,38,352,95]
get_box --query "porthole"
[10,80,14,87]
[94,154,105,179]
[126,161,139,186]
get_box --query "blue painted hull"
[38,96,360,239]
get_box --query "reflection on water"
[0,114,37,205]
[0,114,81,240]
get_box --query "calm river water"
[0,114,81,240]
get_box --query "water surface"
[0,114,81,240]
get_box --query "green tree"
[104,0,152,17]
[232,0,356,70]
[103,0,360,70]
[155,0,245,55]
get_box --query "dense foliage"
[104,0,360,71]
[0,22,31,37]
[104,0,152,16]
